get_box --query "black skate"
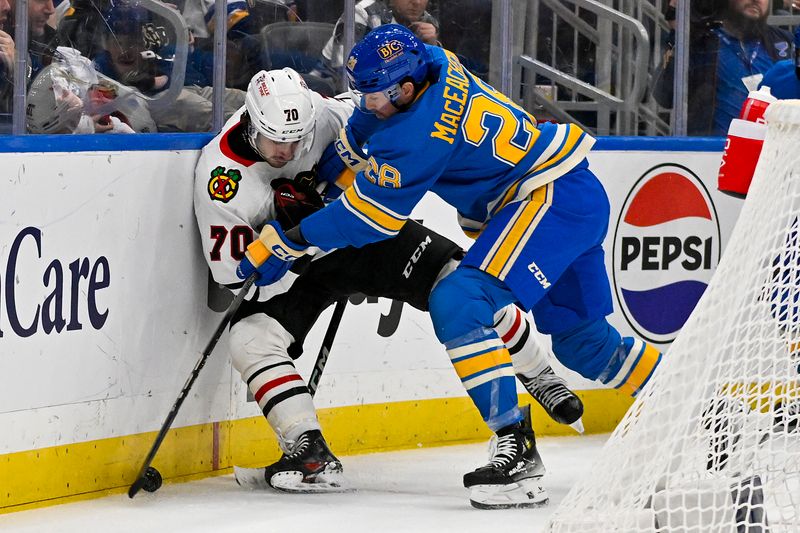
[774,399,800,434]
[236,430,346,493]
[517,366,584,432]
[702,397,746,472]
[463,406,548,509]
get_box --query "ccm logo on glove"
[236,221,307,287]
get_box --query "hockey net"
[547,100,800,532]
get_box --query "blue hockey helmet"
[346,24,430,95]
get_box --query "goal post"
[547,100,800,532]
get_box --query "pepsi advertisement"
[592,154,744,351]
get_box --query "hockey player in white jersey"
[194,68,584,496]
[194,67,354,301]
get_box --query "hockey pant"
[429,166,663,431]
[227,221,555,445]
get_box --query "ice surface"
[0,434,608,533]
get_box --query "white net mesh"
[547,100,800,532]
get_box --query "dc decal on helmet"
[346,24,430,96]
[245,67,316,159]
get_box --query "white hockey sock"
[229,314,321,452]
[493,305,549,378]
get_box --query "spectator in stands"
[773,0,800,16]
[293,0,343,24]
[0,0,58,128]
[89,1,245,132]
[58,0,113,59]
[27,0,58,79]
[653,0,791,136]
[759,26,800,99]
[0,0,14,120]
[196,0,266,90]
[321,0,439,74]
[436,0,491,80]
[0,0,12,74]
[26,63,140,134]
[180,0,296,91]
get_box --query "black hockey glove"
[271,177,325,229]
[119,51,162,93]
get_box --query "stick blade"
[128,476,146,498]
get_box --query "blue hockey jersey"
[300,45,595,250]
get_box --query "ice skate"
[517,366,584,432]
[463,406,549,509]
[702,396,747,472]
[236,430,346,493]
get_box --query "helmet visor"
[349,83,401,114]
[247,120,315,162]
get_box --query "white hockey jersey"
[193,91,354,301]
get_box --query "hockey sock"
[245,361,320,450]
[494,305,548,377]
[230,314,321,451]
[597,337,662,397]
[446,326,521,431]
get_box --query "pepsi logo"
[612,164,721,344]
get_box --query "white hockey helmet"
[26,64,85,134]
[245,68,316,159]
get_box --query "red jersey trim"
[220,121,257,167]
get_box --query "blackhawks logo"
[208,166,242,203]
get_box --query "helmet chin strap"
[391,97,413,112]
[247,124,314,163]
[390,81,426,112]
[244,121,269,160]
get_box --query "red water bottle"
[739,86,776,123]
[718,86,777,197]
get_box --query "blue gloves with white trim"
[316,126,370,193]
[236,221,307,287]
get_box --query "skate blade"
[270,469,352,494]
[469,477,549,510]
[234,466,270,490]
[570,417,585,434]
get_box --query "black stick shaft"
[308,299,347,397]
[128,274,257,498]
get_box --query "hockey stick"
[128,273,257,498]
[307,298,348,397]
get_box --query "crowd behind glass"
[0,0,797,136]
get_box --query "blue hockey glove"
[236,221,307,287]
[316,141,346,185]
[317,126,369,189]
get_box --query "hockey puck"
[142,466,163,493]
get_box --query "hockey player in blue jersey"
[759,26,800,99]
[235,24,663,508]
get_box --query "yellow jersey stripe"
[488,126,589,218]
[531,125,585,174]
[226,10,249,31]
[342,185,406,233]
[462,366,516,390]
[334,168,356,190]
[462,228,482,239]
[341,199,400,236]
[452,348,512,380]
[526,125,567,173]
[485,186,551,278]
[619,344,662,396]
[479,202,526,273]
[605,339,643,388]
[352,180,406,218]
[498,184,553,279]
